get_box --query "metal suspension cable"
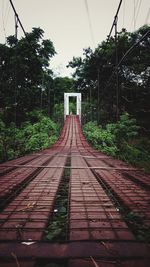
[130,0,142,31]
[7,0,47,151]
[84,0,95,46]
[9,0,27,38]
[2,0,7,41]
[133,0,136,31]
[2,0,11,42]
[145,7,150,25]
[118,27,150,66]
[4,0,10,24]
[135,0,142,26]
[103,27,150,91]
[105,0,123,120]
[12,15,18,156]
[107,0,123,42]
[122,0,125,28]
[102,0,149,105]
[133,0,136,30]
[8,0,39,155]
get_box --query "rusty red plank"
[0,156,67,241]
[0,241,149,259]
[69,154,135,241]
[94,169,150,225]
[0,115,150,267]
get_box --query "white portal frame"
[64,93,81,122]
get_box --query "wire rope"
[9,0,27,38]
[2,0,7,41]
[122,0,125,28]
[130,0,142,31]
[84,0,95,46]
[134,0,136,30]
[145,7,150,25]
[107,0,123,43]
[103,27,150,93]
[4,4,11,28]
[4,0,10,22]
[135,0,142,27]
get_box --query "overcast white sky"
[0,0,150,77]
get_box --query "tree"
[68,25,150,130]
[53,76,75,104]
[0,27,56,124]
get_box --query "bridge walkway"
[0,115,149,266]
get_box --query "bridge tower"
[64,93,81,122]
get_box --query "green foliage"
[83,121,118,156]
[69,25,150,130]
[81,101,97,124]
[53,103,64,125]
[25,110,44,123]
[124,211,150,241]
[83,113,150,171]
[0,120,16,161]
[45,167,69,241]
[0,27,56,124]
[45,213,67,241]
[69,102,76,114]
[106,113,140,145]
[24,117,58,152]
[53,77,75,107]
[0,113,59,162]
[120,142,150,171]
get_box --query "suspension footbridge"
[0,115,150,266]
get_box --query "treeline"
[68,25,150,171]
[0,27,74,162]
[0,111,59,162]
[68,25,150,131]
[1,25,149,129]
[0,26,150,167]
[83,113,150,172]
[0,27,74,125]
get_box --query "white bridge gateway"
[64,92,81,122]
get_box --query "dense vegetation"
[0,27,56,123]
[0,111,59,162]
[83,113,150,172]
[68,25,150,171]
[68,25,150,130]
[0,25,150,170]
[0,28,74,162]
